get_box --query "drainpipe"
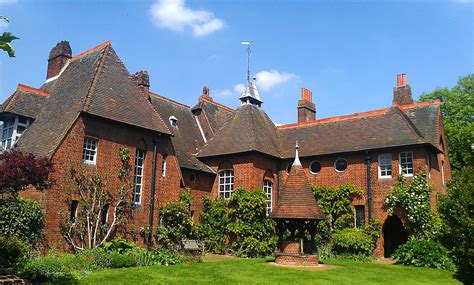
[147,137,159,248]
[277,160,281,199]
[365,150,373,221]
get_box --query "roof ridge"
[70,40,111,62]
[278,107,389,129]
[150,92,191,109]
[82,43,110,112]
[201,98,235,113]
[17,84,49,97]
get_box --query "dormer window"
[169,116,178,127]
[1,115,31,150]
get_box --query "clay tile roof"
[197,104,280,158]
[0,84,48,120]
[149,93,215,174]
[15,41,170,158]
[278,104,437,159]
[270,163,325,220]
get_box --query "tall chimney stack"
[47,41,72,80]
[133,70,150,100]
[392,73,414,106]
[297,87,316,123]
[199,85,213,102]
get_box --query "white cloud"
[0,0,18,5]
[233,83,246,94]
[215,89,233,98]
[150,0,224,37]
[255,70,297,91]
[0,20,8,31]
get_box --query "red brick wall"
[21,114,181,250]
[181,168,215,222]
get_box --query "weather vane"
[241,41,252,82]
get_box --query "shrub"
[0,196,44,246]
[155,190,195,250]
[0,236,29,274]
[312,184,362,245]
[200,188,275,257]
[331,228,373,256]
[102,237,136,253]
[438,166,474,284]
[385,173,437,239]
[392,239,454,270]
[19,255,75,283]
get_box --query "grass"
[78,256,460,285]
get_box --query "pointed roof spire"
[293,141,301,166]
[239,41,263,107]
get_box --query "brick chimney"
[47,41,72,80]
[199,85,213,101]
[297,87,316,123]
[392,73,414,106]
[133,70,150,100]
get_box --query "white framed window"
[161,154,167,177]
[1,116,30,150]
[399,151,414,176]
[133,149,146,204]
[218,170,234,199]
[378,153,392,178]
[334,158,348,173]
[263,180,273,215]
[309,160,322,175]
[82,137,98,165]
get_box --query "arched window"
[263,180,273,215]
[218,170,234,199]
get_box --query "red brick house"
[0,41,451,256]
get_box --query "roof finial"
[293,141,301,166]
[241,41,252,82]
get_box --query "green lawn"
[78,257,460,285]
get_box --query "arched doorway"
[383,215,408,257]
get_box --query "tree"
[437,166,474,284]
[62,148,134,251]
[0,150,53,196]
[0,16,19,57]
[419,75,474,174]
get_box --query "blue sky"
[0,0,472,124]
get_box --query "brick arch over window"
[218,160,233,171]
[263,169,274,182]
[136,138,148,151]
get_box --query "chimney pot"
[46,41,72,80]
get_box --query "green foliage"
[384,173,437,239]
[311,184,362,244]
[0,16,19,57]
[331,228,374,256]
[363,219,381,246]
[392,239,454,270]
[0,236,29,274]
[102,237,136,253]
[419,74,474,174]
[199,188,275,257]
[19,255,75,283]
[0,196,44,246]
[155,189,195,250]
[200,196,230,253]
[437,166,474,284]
